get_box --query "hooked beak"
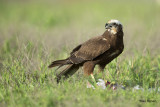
[105,24,112,29]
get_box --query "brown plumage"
[49,19,124,82]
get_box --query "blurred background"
[0,0,160,60]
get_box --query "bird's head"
[105,19,123,35]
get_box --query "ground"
[0,0,160,107]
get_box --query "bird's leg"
[91,73,96,82]
[90,73,97,88]
[102,71,105,81]
[98,64,106,81]
[83,61,96,87]
[86,74,97,89]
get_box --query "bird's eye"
[113,23,116,25]
[105,23,108,27]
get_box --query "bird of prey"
[48,19,124,83]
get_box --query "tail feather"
[56,64,79,83]
[48,59,67,68]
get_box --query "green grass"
[0,0,160,106]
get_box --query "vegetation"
[0,0,160,106]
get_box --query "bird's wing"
[69,36,110,64]
[70,44,81,55]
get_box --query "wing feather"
[69,36,110,64]
[70,44,81,55]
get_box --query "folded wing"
[69,36,110,64]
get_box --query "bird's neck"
[102,30,111,38]
[116,30,124,43]
[102,30,124,48]
[102,29,123,39]
[115,30,124,50]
